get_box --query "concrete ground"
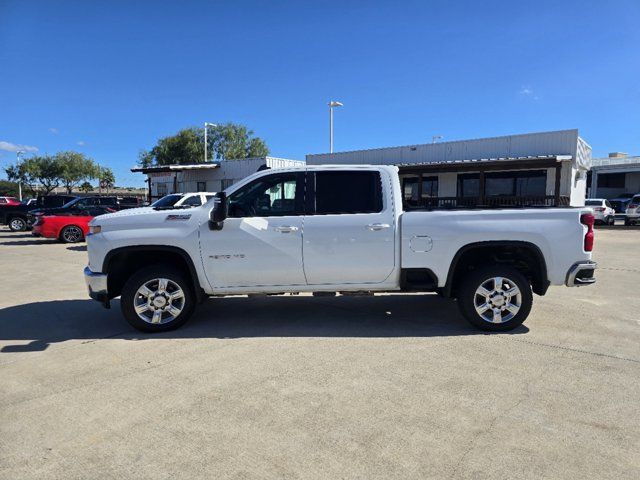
[0,229,638,480]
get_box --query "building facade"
[132,157,305,201]
[307,129,592,208]
[589,153,640,199]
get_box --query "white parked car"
[625,194,640,226]
[585,199,616,225]
[151,192,216,208]
[84,165,597,333]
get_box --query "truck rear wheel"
[121,266,195,332]
[457,265,532,332]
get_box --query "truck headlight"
[89,225,101,235]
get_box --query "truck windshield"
[151,194,184,207]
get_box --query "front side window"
[312,171,383,215]
[228,173,302,218]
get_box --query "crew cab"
[84,166,597,333]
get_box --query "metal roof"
[131,163,220,174]
[396,154,572,168]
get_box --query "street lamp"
[204,122,217,163]
[15,150,25,201]
[432,135,443,144]
[328,101,343,153]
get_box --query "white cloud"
[77,140,86,146]
[49,127,59,134]
[0,141,39,153]
[519,86,540,100]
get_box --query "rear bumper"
[565,261,597,287]
[84,266,110,308]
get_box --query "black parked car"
[29,195,141,218]
[0,194,77,231]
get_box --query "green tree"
[209,123,269,160]
[139,122,269,166]
[6,155,62,195]
[79,181,94,193]
[0,180,21,197]
[56,151,98,194]
[98,167,115,193]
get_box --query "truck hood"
[90,206,201,227]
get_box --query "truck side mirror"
[209,192,227,230]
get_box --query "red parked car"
[32,207,114,243]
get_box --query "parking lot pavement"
[0,230,638,480]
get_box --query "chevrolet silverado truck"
[83,165,597,333]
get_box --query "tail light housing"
[629,203,639,209]
[594,207,605,212]
[580,212,594,252]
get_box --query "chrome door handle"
[366,223,391,231]
[274,225,299,233]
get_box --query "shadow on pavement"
[66,245,87,251]
[0,295,529,353]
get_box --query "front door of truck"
[302,170,396,285]
[200,171,306,289]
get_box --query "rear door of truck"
[302,169,396,285]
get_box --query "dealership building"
[132,129,593,208]
[588,153,640,199]
[306,129,592,208]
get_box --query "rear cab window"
[309,170,383,215]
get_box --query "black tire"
[624,218,631,226]
[59,225,84,243]
[457,265,533,332]
[121,266,195,332]
[8,216,27,232]
[608,216,615,225]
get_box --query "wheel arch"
[444,241,549,298]
[103,245,204,301]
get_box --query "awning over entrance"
[397,155,571,174]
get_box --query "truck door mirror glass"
[209,192,227,230]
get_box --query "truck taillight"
[580,213,594,252]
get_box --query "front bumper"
[566,261,597,287]
[84,266,110,308]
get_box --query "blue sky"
[1,0,639,187]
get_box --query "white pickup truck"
[84,165,597,332]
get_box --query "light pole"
[204,122,217,162]
[16,151,25,201]
[328,101,343,153]
[432,135,443,144]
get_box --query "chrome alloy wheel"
[10,218,26,231]
[133,278,185,325]
[473,276,522,324]
[63,226,83,242]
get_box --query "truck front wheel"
[121,266,196,332]
[457,265,532,332]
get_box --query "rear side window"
[182,195,202,207]
[312,171,383,215]
[585,200,602,206]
